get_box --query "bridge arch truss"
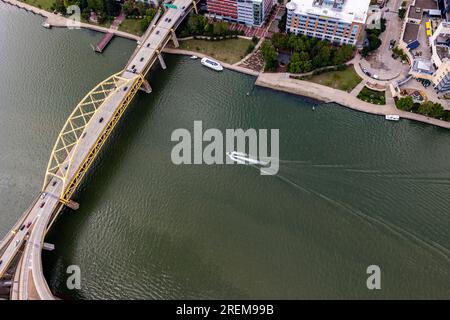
[43,71,143,203]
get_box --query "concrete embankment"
[162,47,261,77]
[1,0,140,41]
[256,73,450,130]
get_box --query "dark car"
[20,225,25,231]
[26,221,32,228]
[99,117,104,123]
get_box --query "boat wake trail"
[252,159,450,262]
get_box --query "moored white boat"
[385,115,400,121]
[201,57,223,71]
[190,55,198,59]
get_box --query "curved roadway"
[0,0,197,299]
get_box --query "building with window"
[430,22,450,94]
[206,0,274,27]
[285,0,371,45]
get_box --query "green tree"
[288,52,302,73]
[271,33,289,50]
[52,0,66,13]
[212,21,228,36]
[123,0,134,15]
[261,42,278,72]
[103,0,120,17]
[333,44,354,65]
[396,96,414,111]
[419,101,445,118]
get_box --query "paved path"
[163,47,261,77]
[350,80,367,97]
[255,72,450,130]
[2,0,140,41]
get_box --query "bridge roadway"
[0,0,197,299]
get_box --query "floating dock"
[95,32,114,53]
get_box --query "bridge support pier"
[140,79,152,93]
[64,200,79,210]
[158,53,167,70]
[170,29,179,48]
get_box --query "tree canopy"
[268,33,355,74]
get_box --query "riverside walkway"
[94,12,126,53]
[0,0,199,300]
[255,72,450,130]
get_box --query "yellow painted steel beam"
[42,71,142,202]
[60,74,144,203]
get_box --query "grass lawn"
[179,38,252,64]
[357,86,386,105]
[305,65,362,92]
[19,0,54,11]
[118,18,144,36]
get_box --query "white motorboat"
[190,55,198,59]
[385,115,400,121]
[201,57,223,71]
[226,151,269,167]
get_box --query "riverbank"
[256,73,450,130]
[163,47,450,130]
[162,47,260,77]
[1,0,140,41]
[4,0,450,130]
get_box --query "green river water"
[0,3,449,299]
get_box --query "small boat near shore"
[201,57,223,71]
[385,115,400,121]
[190,55,198,60]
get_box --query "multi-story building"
[206,0,274,27]
[285,0,371,45]
[430,22,450,94]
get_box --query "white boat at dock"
[385,115,400,121]
[201,57,223,71]
[190,55,198,59]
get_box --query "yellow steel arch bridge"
[42,72,143,204]
[0,0,199,300]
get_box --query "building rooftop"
[414,0,439,10]
[408,6,423,20]
[412,58,434,75]
[286,0,371,24]
[437,45,450,60]
[403,22,420,43]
